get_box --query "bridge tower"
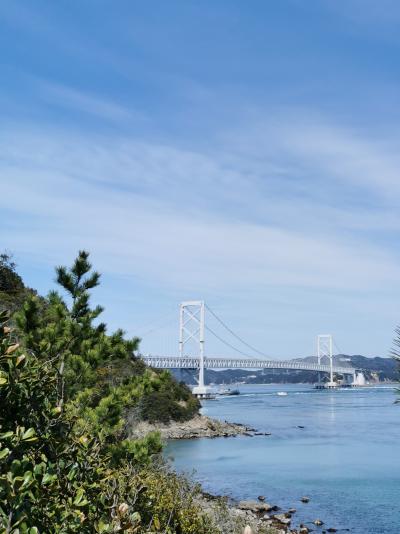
[317,334,335,387]
[179,301,211,398]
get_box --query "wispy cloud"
[281,121,400,202]
[37,81,134,122]
[2,108,400,355]
[2,116,400,291]
[3,1,400,358]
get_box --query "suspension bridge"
[140,301,364,397]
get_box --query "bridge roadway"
[141,355,356,377]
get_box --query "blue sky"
[1,1,400,358]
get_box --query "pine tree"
[0,252,34,313]
[15,251,141,401]
[0,254,213,533]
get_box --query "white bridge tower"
[179,301,211,398]
[317,334,335,387]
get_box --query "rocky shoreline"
[129,414,264,440]
[199,493,341,534]
[129,415,342,533]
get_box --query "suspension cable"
[204,324,254,358]
[333,339,343,355]
[205,304,271,359]
[136,313,176,337]
[333,339,352,366]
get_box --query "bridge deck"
[141,356,355,375]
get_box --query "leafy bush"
[0,310,166,531]
[0,252,211,533]
[139,380,200,424]
[0,253,36,313]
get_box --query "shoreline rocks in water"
[128,416,339,533]
[198,494,317,534]
[129,414,257,440]
[238,500,274,513]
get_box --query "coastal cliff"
[128,414,255,440]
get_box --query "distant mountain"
[172,354,398,385]
[345,355,397,381]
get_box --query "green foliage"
[132,466,214,534]
[0,252,208,533]
[0,253,35,313]
[0,310,101,531]
[15,250,141,400]
[0,253,24,293]
[139,378,200,424]
[13,250,199,434]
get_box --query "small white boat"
[218,387,240,396]
[277,391,288,396]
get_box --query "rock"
[258,495,265,501]
[288,508,297,514]
[271,504,280,511]
[261,518,273,527]
[297,425,305,429]
[301,496,310,503]
[238,500,272,513]
[233,509,248,518]
[299,528,309,534]
[327,529,337,533]
[313,519,324,526]
[243,526,254,534]
[128,415,255,440]
[273,513,291,525]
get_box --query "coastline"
[130,414,317,533]
[128,414,262,440]
[197,491,312,534]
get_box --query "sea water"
[165,384,400,534]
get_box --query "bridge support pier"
[179,301,214,399]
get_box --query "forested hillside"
[174,355,397,385]
[0,253,37,313]
[0,251,219,533]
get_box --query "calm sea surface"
[166,384,400,534]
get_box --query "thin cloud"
[37,81,133,122]
[1,120,400,296]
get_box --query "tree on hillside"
[0,252,25,312]
[0,310,212,533]
[0,252,37,313]
[14,251,199,439]
[0,252,212,533]
[15,251,141,399]
[0,252,24,293]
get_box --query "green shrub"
[0,252,37,313]
[0,252,209,533]
[0,311,214,533]
[137,374,200,424]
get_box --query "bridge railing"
[140,355,356,376]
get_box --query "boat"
[218,387,240,396]
[277,391,288,396]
